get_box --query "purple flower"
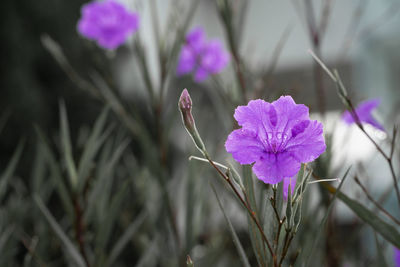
[283,177,296,199]
[177,27,230,82]
[342,99,384,131]
[77,0,139,50]
[395,247,400,267]
[225,96,326,185]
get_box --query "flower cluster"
[225,96,326,192]
[342,99,384,131]
[177,27,230,82]
[77,0,139,50]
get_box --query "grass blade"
[77,107,110,192]
[242,165,266,266]
[35,126,74,217]
[34,195,86,267]
[323,177,400,248]
[0,140,24,200]
[211,184,251,267]
[106,211,146,266]
[59,101,78,190]
[303,167,351,267]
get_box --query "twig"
[217,1,247,103]
[20,234,47,267]
[309,51,400,210]
[338,0,370,60]
[205,156,275,263]
[274,217,286,258]
[304,0,327,116]
[354,176,400,226]
[279,232,294,266]
[73,198,90,267]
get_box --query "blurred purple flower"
[225,96,326,185]
[77,0,139,50]
[395,247,400,267]
[342,99,384,131]
[177,27,230,82]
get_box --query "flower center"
[263,132,289,153]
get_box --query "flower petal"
[252,151,301,184]
[364,116,385,131]
[177,46,196,75]
[342,99,384,130]
[77,0,139,50]
[200,40,230,74]
[233,99,273,136]
[394,247,400,267]
[356,99,380,118]
[272,96,309,134]
[285,120,326,163]
[225,129,264,165]
[186,26,205,53]
[283,177,296,200]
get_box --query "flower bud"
[179,89,195,133]
[178,89,207,155]
[186,255,194,267]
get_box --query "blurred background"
[1,0,400,266]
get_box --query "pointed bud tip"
[186,255,193,266]
[179,88,192,110]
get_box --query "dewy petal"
[225,129,264,165]
[234,99,273,135]
[283,177,296,200]
[226,96,326,186]
[285,120,326,163]
[252,152,301,184]
[272,96,309,134]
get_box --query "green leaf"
[77,107,111,192]
[106,211,146,267]
[0,226,14,252]
[374,232,388,267]
[95,179,130,253]
[35,126,74,218]
[336,189,400,247]
[34,195,86,267]
[275,181,283,218]
[321,170,400,248]
[59,101,78,190]
[185,162,196,252]
[85,138,130,223]
[242,165,266,266]
[0,110,10,136]
[0,140,24,201]
[286,182,293,229]
[134,236,159,267]
[303,167,350,267]
[211,184,251,267]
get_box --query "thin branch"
[354,176,400,225]
[205,156,275,261]
[279,232,295,266]
[339,0,370,60]
[73,198,90,267]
